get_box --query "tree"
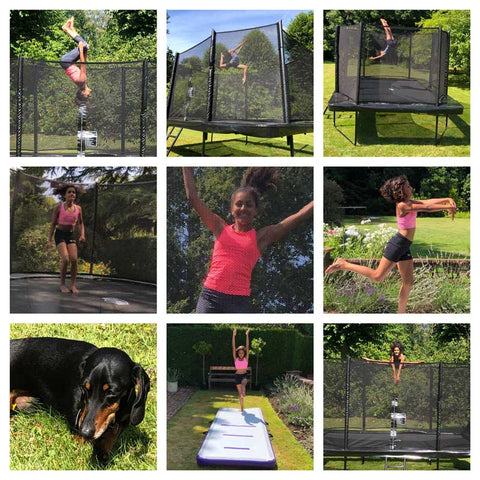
[249,337,266,387]
[192,340,212,387]
[286,11,313,50]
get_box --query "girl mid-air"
[232,328,250,411]
[183,167,313,314]
[325,175,456,313]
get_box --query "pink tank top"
[397,211,417,229]
[203,224,261,296]
[58,203,80,226]
[235,357,248,370]
[65,64,82,84]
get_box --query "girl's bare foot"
[60,285,70,293]
[325,258,346,274]
[70,286,79,294]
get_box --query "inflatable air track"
[197,407,276,468]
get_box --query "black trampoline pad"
[10,275,156,314]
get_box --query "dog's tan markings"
[102,384,110,392]
[94,402,120,438]
[85,381,91,390]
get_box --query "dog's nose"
[80,424,95,439]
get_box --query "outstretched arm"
[362,357,390,365]
[399,198,457,219]
[245,329,250,361]
[182,167,226,238]
[256,200,313,254]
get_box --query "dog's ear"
[130,364,150,425]
[78,353,90,379]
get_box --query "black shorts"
[383,233,413,263]
[54,229,76,246]
[235,373,247,385]
[195,286,251,313]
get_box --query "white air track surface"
[197,407,276,468]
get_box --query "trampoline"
[10,274,156,314]
[324,358,470,469]
[10,170,157,314]
[327,23,464,145]
[167,21,313,156]
[11,57,157,156]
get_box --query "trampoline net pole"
[139,59,148,157]
[436,27,443,106]
[435,362,444,452]
[334,26,340,92]
[344,356,351,452]
[167,53,180,119]
[88,183,99,275]
[355,23,364,104]
[206,30,216,122]
[33,64,39,155]
[15,55,24,157]
[121,66,127,155]
[277,21,290,124]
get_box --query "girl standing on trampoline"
[60,16,92,104]
[183,167,313,313]
[219,39,248,84]
[233,328,250,411]
[325,175,457,313]
[46,184,85,294]
[369,18,395,60]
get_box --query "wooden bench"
[208,366,252,390]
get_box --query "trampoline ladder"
[167,127,184,156]
[384,457,406,470]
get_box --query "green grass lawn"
[167,389,313,470]
[324,457,470,470]
[342,215,470,257]
[167,128,313,156]
[10,323,157,470]
[323,62,470,156]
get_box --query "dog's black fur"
[10,337,150,465]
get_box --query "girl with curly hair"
[182,167,313,313]
[325,175,457,313]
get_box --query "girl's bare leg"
[236,384,244,411]
[237,64,248,84]
[57,243,70,293]
[67,243,79,294]
[397,259,414,313]
[326,256,396,283]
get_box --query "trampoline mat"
[10,275,157,313]
[324,430,470,457]
[359,77,438,104]
[197,408,276,468]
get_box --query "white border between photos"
[1,0,477,478]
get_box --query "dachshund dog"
[10,337,150,466]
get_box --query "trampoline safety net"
[11,58,157,156]
[324,358,470,456]
[10,170,157,283]
[335,24,450,105]
[167,21,313,126]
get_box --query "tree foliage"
[10,10,156,61]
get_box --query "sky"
[167,10,311,53]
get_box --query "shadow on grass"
[169,137,313,157]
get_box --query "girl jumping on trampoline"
[60,16,92,104]
[46,184,85,294]
[183,167,313,313]
[369,18,395,60]
[219,39,248,84]
[325,175,457,313]
[233,328,250,411]
[363,340,424,384]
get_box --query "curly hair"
[390,340,405,356]
[379,175,410,203]
[52,183,85,201]
[231,167,279,208]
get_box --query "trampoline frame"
[13,56,154,157]
[324,357,470,469]
[167,21,313,156]
[327,23,464,145]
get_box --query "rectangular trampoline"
[327,23,464,144]
[197,407,276,468]
[324,358,470,469]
